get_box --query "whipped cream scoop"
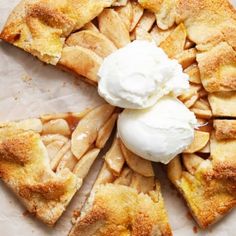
[98,40,189,109]
[118,96,198,164]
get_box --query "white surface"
[118,96,197,164]
[98,40,189,109]
[0,0,235,236]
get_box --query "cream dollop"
[118,96,198,164]
[98,40,189,109]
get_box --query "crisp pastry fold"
[175,0,236,51]
[1,0,236,232]
[208,92,236,117]
[0,0,115,64]
[0,104,118,225]
[69,138,172,236]
[167,121,236,228]
[197,42,236,93]
[211,121,236,180]
[168,156,236,228]
[169,70,236,228]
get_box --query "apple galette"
[0,104,117,225]
[69,138,172,236]
[0,0,236,232]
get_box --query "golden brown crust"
[26,2,74,35]
[70,139,172,236]
[1,1,236,231]
[19,180,66,201]
[70,184,172,236]
[176,167,236,228]
[0,129,80,225]
[0,0,113,64]
[210,132,236,180]
[0,106,116,225]
[197,42,236,93]
[0,132,36,165]
[208,92,236,117]
[212,163,236,182]
[132,212,154,236]
[70,203,107,236]
[214,120,236,140]
[168,150,236,229]
[176,0,236,50]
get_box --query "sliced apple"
[116,1,133,31]
[81,22,99,32]
[133,11,156,35]
[94,163,115,186]
[160,23,187,58]
[66,30,117,58]
[150,25,174,46]
[59,46,103,83]
[184,94,199,108]
[135,30,153,41]
[42,119,71,136]
[155,0,176,30]
[130,172,155,193]
[130,1,144,32]
[41,110,90,123]
[178,87,198,103]
[174,48,197,69]
[71,104,115,160]
[57,150,78,172]
[184,131,210,153]
[193,99,210,110]
[46,140,66,161]
[41,134,68,146]
[120,142,154,177]
[98,9,130,48]
[96,113,118,149]
[190,108,212,119]
[138,0,162,12]
[198,142,210,153]
[167,156,182,183]
[183,153,204,175]
[50,140,71,171]
[104,138,125,175]
[73,148,100,179]
[184,63,201,84]
[114,167,133,186]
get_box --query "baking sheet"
[0,0,235,235]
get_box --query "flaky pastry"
[1,0,236,232]
[168,155,236,228]
[0,104,117,225]
[69,138,172,236]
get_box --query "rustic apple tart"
[0,0,236,232]
[0,104,117,225]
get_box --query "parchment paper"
[0,0,235,235]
